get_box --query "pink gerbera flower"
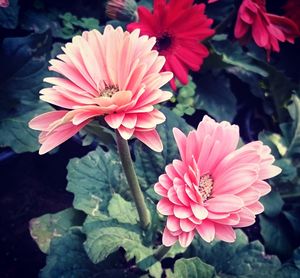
[127,0,215,90]
[29,26,173,154]
[234,0,299,60]
[154,116,281,247]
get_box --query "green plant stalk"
[154,245,171,261]
[115,131,150,230]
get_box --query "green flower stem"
[115,131,150,230]
[154,245,171,261]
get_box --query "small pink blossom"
[154,116,281,247]
[0,0,9,8]
[29,26,173,154]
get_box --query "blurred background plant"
[1,0,300,277]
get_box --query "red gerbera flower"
[127,0,215,90]
[283,0,300,31]
[234,0,300,60]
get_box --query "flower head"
[106,0,138,21]
[234,0,300,60]
[154,116,281,247]
[29,26,173,154]
[0,0,9,8]
[127,0,215,90]
[283,0,300,31]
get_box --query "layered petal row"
[154,115,281,247]
[29,26,173,154]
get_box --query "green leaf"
[166,258,216,278]
[0,0,19,29]
[260,191,284,217]
[293,247,300,269]
[258,131,287,158]
[40,229,137,278]
[166,242,187,259]
[0,31,53,153]
[194,72,237,122]
[83,216,162,278]
[134,107,192,188]
[83,216,141,263]
[29,208,85,254]
[205,0,234,22]
[107,194,138,225]
[274,158,297,183]
[283,208,300,236]
[274,264,300,278]
[260,215,294,258]
[83,194,162,277]
[210,40,268,77]
[283,95,300,156]
[0,103,52,153]
[190,229,281,277]
[66,147,128,216]
[226,67,265,98]
[266,66,293,123]
[75,18,100,30]
[80,120,116,149]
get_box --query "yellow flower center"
[100,83,119,98]
[198,174,214,201]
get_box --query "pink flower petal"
[174,206,193,219]
[72,109,103,125]
[105,113,125,129]
[173,128,187,161]
[213,164,259,195]
[162,228,178,247]
[205,194,244,213]
[154,183,168,197]
[29,111,68,131]
[172,159,187,178]
[180,218,196,232]
[207,211,230,219]
[122,114,137,129]
[167,187,182,205]
[157,198,174,215]
[259,165,282,180]
[253,180,271,196]
[196,220,215,242]
[247,201,264,215]
[117,125,134,140]
[158,174,173,190]
[234,207,255,228]
[166,165,179,180]
[178,231,195,247]
[214,224,236,242]
[134,129,163,152]
[236,187,260,206]
[111,90,133,107]
[39,120,90,155]
[191,203,208,220]
[212,213,240,225]
[166,215,180,232]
